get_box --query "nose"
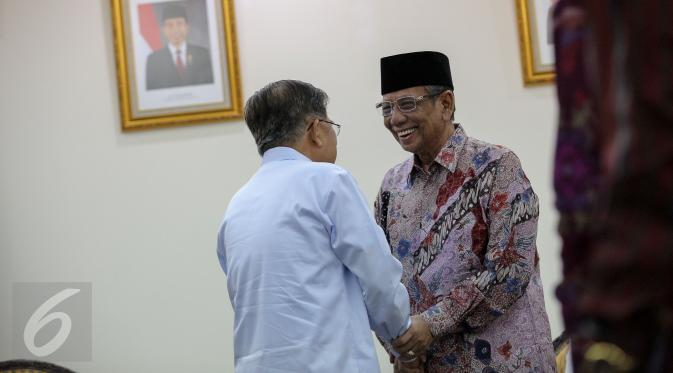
[388,107,407,128]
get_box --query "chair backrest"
[553,331,571,372]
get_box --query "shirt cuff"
[390,316,412,354]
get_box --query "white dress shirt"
[217,147,410,373]
[167,42,187,66]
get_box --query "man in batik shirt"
[374,51,556,372]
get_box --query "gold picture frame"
[111,0,242,131]
[515,0,556,85]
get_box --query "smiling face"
[382,86,455,163]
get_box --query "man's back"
[218,147,409,373]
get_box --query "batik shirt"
[375,125,556,372]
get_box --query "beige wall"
[0,0,561,371]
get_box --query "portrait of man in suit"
[146,3,214,90]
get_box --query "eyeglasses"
[318,119,341,136]
[375,93,442,117]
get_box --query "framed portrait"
[515,0,557,85]
[111,0,242,130]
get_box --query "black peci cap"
[162,4,188,23]
[380,51,453,95]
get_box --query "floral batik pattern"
[376,125,556,372]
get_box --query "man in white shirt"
[217,80,419,372]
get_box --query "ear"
[440,91,455,120]
[307,118,325,148]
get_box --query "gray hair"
[244,80,329,155]
[425,85,455,120]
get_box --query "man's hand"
[393,315,433,358]
[394,350,426,373]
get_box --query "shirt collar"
[407,123,467,176]
[261,147,311,164]
[168,43,187,58]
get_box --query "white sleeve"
[324,170,411,341]
[216,223,228,276]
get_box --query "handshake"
[391,315,434,371]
